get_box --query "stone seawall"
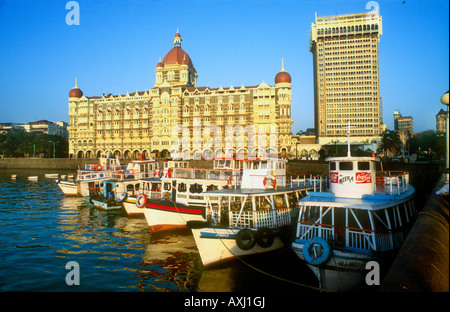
[0,158,93,170]
[380,176,449,292]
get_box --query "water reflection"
[1,169,316,292]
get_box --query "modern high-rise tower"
[310,11,383,145]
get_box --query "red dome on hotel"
[162,46,194,67]
[160,31,195,68]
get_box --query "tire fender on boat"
[235,228,256,250]
[255,227,274,248]
[136,194,147,208]
[303,237,331,266]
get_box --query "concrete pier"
[379,176,449,292]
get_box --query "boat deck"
[203,184,315,197]
[300,186,415,210]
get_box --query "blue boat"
[292,128,416,291]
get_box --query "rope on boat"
[212,227,334,292]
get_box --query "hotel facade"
[309,11,383,147]
[68,31,293,159]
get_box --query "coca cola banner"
[356,172,372,184]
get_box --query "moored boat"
[131,159,242,228]
[291,130,416,291]
[56,179,78,196]
[188,157,321,267]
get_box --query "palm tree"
[377,130,402,157]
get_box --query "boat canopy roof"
[203,185,304,197]
[325,156,380,162]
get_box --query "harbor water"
[0,169,318,292]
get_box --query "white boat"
[28,176,38,181]
[188,158,321,267]
[137,162,243,231]
[123,158,241,220]
[291,126,416,291]
[120,160,187,216]
[121,178,162,216]
[45,173,59,179]
[56,180,78,196]
[55,152,126,197]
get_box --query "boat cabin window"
[339,161,353,171]
[329,162,336,171]
[260,161,267,170]
[357,161,370,171]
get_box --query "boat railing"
[171,168,241,182]
[139,190,161,200]
[77,170,114,181]
[297,220,403,252]
[346,227,376,251]
[111,171,158,181]
[288,174,329,192]
[229,206,296,228]
[296,221,334,241]
[376,171,410,195]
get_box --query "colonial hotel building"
[68,31,293,159]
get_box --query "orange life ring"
[136,194,147,209]
[166,168,172,178]
[263,175,276,188]
[96,164,102,171]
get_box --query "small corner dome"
[69,87,83,98]
[275,70,291,84]
[69,78,83,98]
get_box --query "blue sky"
[0,0,448,134]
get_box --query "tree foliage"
[377,130,402,157]
[0,130,68,158]
[408,130,446,159]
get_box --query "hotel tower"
[310,11,383,145]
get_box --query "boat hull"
[122,197,145,216]
[191,227,286,267]
[292,239,375,291]
[56,180,78,196]
[90,199,122,211]
[143,199,205,233]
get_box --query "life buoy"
[263,175,276,188]
[96,164,102,171]
[235,228,256,250]
[166,168,172,178]
[302,237,331,266]
[136,194,147,208]
[117,192,127,203]
[255,227,274,248]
